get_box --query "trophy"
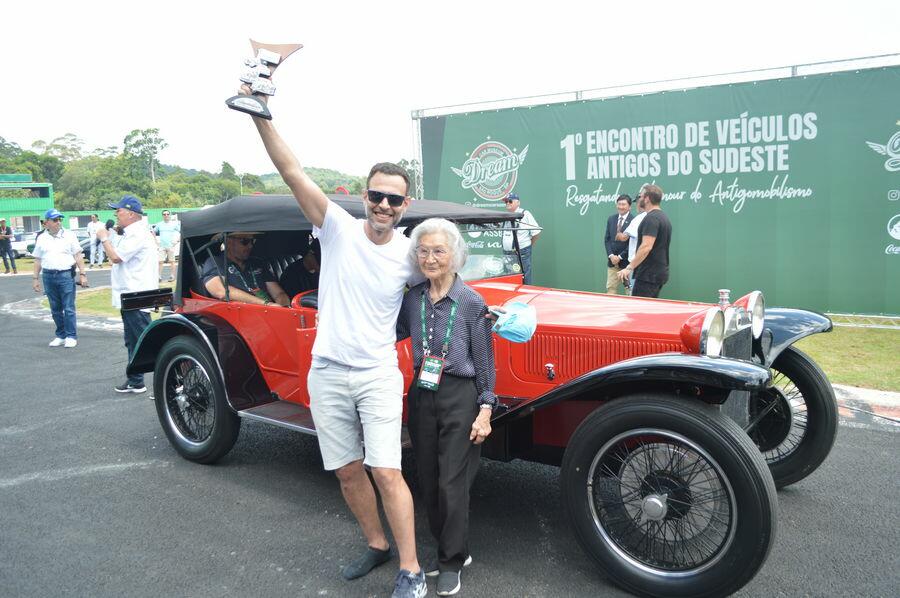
[226,39,303,120]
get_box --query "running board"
[239,401,317,434]
[238,401,411,447]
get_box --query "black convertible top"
[180,194,520,237]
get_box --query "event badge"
[417,355,445,391]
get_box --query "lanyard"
[230,260,259,290]
[420,290,457,358]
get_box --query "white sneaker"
[49,337,65,347]
[64,338,78,348]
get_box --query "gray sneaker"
[436,570,461,596]
[391,568,427,598]
[425,554,472,577]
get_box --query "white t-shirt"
[110,220,159,308]
[501,208,541,251]
[623,212,648,261]
[86,220,102,239]
[312,201,415,368]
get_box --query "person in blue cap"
[96,195,159,393]
[31,208,89,347]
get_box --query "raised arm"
[243,88,329,228]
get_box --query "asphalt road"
[1,270,898,598]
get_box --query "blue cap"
[44,208,63,220]
[108,194,145,215]
[506,193,519,201]
[491,301,537,343]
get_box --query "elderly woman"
[397,217,495,597]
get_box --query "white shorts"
[158,247,176,262]
[307,357,404,471]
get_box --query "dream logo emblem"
[865,131,900,172]
[451,140,528,201]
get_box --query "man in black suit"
[604,194,632,294]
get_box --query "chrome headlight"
[734,291,765,339]
[700,308,725,357]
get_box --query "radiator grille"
[523,333,682,380]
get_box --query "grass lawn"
[795,326,900,392]
[44,281,174,319]
[8,257,35,272]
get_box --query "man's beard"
[365,202,402,232]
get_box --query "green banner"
[421,66,900,315]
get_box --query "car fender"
[127,312,272,410]
[493,353,771,426]
[761,308,832,366]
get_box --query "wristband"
[479,403,494,410]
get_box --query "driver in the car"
[201,231,290,307]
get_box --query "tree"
[220,161,236,179]
[31,133,85,162]
[0,136,21,158]
[123,128,168,184]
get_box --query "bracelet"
[479,403,494,410]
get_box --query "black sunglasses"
[366,189,406,207]
[232,237,255,246]
[503,199,515,204]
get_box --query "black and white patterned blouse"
[397,275,497,407]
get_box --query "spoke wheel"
[154,336,240,463]
[163,355,215,445]
[589,430,736,575]
[747,347,837,488]
[561,396,776,598]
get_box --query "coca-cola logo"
[451,140,528,201]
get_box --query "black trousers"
[407,374,481,572]
[632,279,664,298]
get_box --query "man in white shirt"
[617,189,648,295]
[96,195,159,393]
[501,193,541,284]
[86,213,104,268]
[242,86,426,597]
[31,208,89,347]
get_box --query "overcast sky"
[2,1,897,178]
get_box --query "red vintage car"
[125,194,837,598]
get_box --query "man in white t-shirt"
[617,185,648,294]
[242,86,426,597]
[86,213,105,268]
[96,195,159,394]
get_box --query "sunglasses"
[366,189,406,207]
[231,237,256,246]
[503,199,515,204]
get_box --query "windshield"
[456,223,522,281]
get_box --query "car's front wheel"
[154,335,240,463]
[561,396,777,598]
[747,346,838,488]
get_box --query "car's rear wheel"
[154,335,240,463]
[561,396,776,598]
[747,346,837,488]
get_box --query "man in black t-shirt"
[0,218,17,274]
[618,184,672,298]
[201,232,290,306]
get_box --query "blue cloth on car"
[492,301,536,343]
